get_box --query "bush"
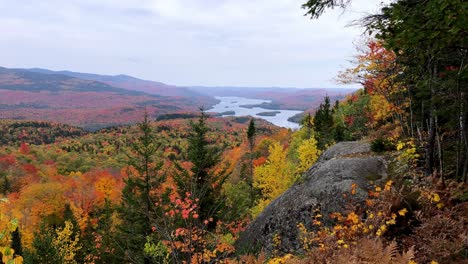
[371,138,394,152]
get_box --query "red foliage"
[19,142,30,154]
[253,157,267,167]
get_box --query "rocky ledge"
[236,141,387,254]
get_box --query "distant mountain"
[0,67,144,95]
[27,68,202,97]
[0,67,216,130]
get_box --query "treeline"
[303,0,467,182]
[0,120,87,145]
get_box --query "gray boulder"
[236,141,387,254]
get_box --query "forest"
[1,0,467,263]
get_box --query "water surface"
[209,96,302,129]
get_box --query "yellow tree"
[297,137,321,174]
[52,221,81,264]
[0,199,23,264]
[252,142,295,217]
[337,40,410,136]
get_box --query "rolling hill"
[26,68,202,97]
[0,67,216,130]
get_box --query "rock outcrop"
[236,141,387,254]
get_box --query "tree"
[314,96,335,149]
[11,228,23,258]
[118,113,164,263]
[366,0,467,181]
[297,137,321,174]
[53,221,82,264]
[28,223,62,264]
[252,141,295,217]
[302,0,351,19]
[246,118,256,203]
[301,113,314,139]
[174,109,228,224]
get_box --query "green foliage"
[144,237,170,263]
[28,223,62,264]
[247,119,256,148]
[223,181,254,220]
[302,0,351,19]
[174,109,228,223]
[314,96,335,149]
[11,228,22,258]
[371,138,395,153]
[117,113,165,263]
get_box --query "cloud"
[0,0,386,88]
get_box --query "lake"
[208,96,302,129]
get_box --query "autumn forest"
[0,0,467,263]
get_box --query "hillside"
[0,67,217,130]
[27,68,203,97]
[0,67,142,95]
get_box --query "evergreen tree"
[175,109,227,224]
[11,228,22,258]
[246,118,256,203]
[28,223,62,264]
[117,113,164,263]
[247,118,256,154]
[314,96,335,149]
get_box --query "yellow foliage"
[297,138,321,174]
[398,208,408,216]
[53,221,81,264]
[252,142,295,217]
[268,254,293,264]
[0,199,23,264]
[369,94,393,127]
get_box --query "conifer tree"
[118,113,164,263]
[246,118,256,202]
[29,223,62,264]
[175,108,227,224]
[314,96,335,149]
[11,228,22,258]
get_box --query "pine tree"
[118,113,164,263]
[314,96,335,149]
[29,223,62,264]
[11,228,22,258]
[175,108,227,224]
[246,118,256,203]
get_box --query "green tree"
[174,108,227,224]
[314,96,335,149]
[302,0,351,19]
[301,113,314,139]
[303,0,467,181]
[118,113,164,263]
[28,223,62,264]
[11,228,22,259]
[246,118,256,203]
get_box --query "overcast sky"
[0,0,387,88]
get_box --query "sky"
[0,0,387,88]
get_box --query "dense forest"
[1,0,466,263]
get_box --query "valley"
[0,66,350,131]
